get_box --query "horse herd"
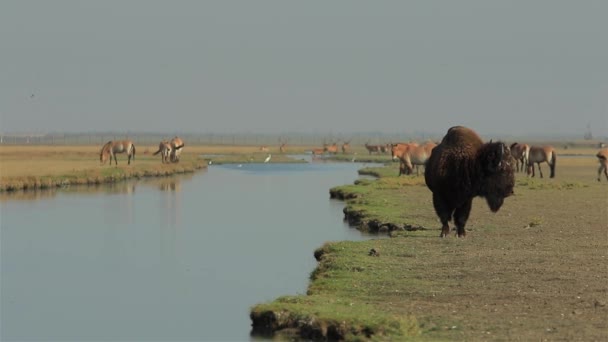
[388,139,599,180]
[98,135,608,182]
[99,136,185,165]
[152,136,185,164]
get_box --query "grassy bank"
[0,144,327,192]
[251,156,608,341]
[0,145,209,192]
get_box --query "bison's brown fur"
[425,126,515,237]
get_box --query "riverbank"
[0,144,324,192]
[0,145,208,192]
[251,156,607,341]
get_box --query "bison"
[425,126,515,237]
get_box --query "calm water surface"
[1,160,377,341]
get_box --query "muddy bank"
[329,179,427,234]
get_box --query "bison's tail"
[549,151,556,178]
[153,149,161,155]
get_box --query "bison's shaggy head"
[477,142,515,212]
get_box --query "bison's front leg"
[454,198,473,238]
[432,194,452,237]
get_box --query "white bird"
[208,160,213,165]
[264,154,271,163]
[237,164,242,168]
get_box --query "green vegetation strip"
[251,165,437,340]
[0,159,207,192]
[251,241,421,341]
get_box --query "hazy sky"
[1,1,606,137]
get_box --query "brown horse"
[169,136,185,163]
[279,137,288,154]
[341,140,351,154]
[380,144,391,154]
[597,148,608,182]
[364,142,382,155]
[392,142,436,176]
[323,142,339,154]
[311,148,325,156]
[509,142,530,173]
[153,140,172,164]
[527,145,556,178]
[100,140,136,166]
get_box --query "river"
[1,159,376,341]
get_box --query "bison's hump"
[441,126,483,148]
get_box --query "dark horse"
[100,140,136,166]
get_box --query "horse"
[341,140,351,154]
[380,144,391,154]
[392,142,436,176]
[153,140,172,164]
[169,136,185,163]
[100,140,136,166]
[509,142,530,173]
[311,148,325,156]
[597,148,608,182]
[323,142,339,154]
[279,137,288,154]
[527,145,556,178]
[364,142,382,155]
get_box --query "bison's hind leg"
[453,198,473,238]
[432,194,453,237]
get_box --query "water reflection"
[1,162,373,341]
[0,172,198,202]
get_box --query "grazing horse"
[597,148,608,182]
[100,140,136,166]
[311,148,325,156]
[392,142,436,176]
[380,144,391,154]
[323,142,339,154]
[279,137,288,154]
[169,136,185,163]
[364,142,382,155]
[153,140,172,164]
[509,142,530,173]
[341,140,351,154]
[527,145,556,178]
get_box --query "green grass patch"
[251,240,423,341]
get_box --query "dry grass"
[0,145,207,191]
